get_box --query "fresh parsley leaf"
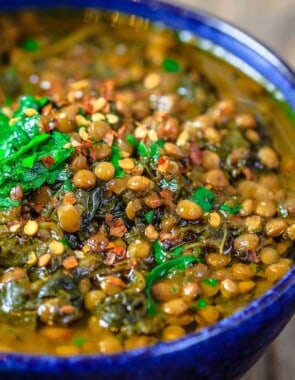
[190,187,216,212]
[110,144,125,178]
[162,57,181,73]
[144,210,154,224]
[219,203,242,214]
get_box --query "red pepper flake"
[159,188,173,200]
[105,242,127,263]
[101,80,115,101]
[105,213,114,225]
[75,140,94,153]
[110,218,127,238]
[189,144,203,165]
[41,155,55,167]
[248,250,259,263]
[105,242,115,250]
[36,216,54,223]
[63,192,77,205]
[242,167,254,180]
[113,245,126,257]
[159,232,175,242]
[62,256,78,269]
[34,203,44,213]
[117,125,127,137]
[158,156,166,165]
[106,275,127,288]
[81,95,94,115]
[60,305,76,314]
[103,130,116,147]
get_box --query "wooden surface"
[166,1,295,379]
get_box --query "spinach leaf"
[0,279,33,313]
[152,241,185,264]
[145,256,199,315]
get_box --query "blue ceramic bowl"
[1,1,295,379]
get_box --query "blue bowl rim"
[1,0,295,367]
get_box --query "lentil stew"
[0,9,295,355]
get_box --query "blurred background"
[166,1,295,379]
[167,0,295,68]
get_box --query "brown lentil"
[220,279,239,298]
[176,200,203,220]
[73,169,96,189]
[264,218,288,237]
[127,239,151,259]
[88,120,111,141]
[94,162,115,181]
[162,298,189,316]
[258,147,280,168]
[260,247,279,265]
[196,305,219,326]
[265,262,290,282]
[127,175,151,192]
[23,220,39,236]
[162,325,186,340]
[234,233,260,252]
[57,203,81,232]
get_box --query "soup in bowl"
[0,1,295,379]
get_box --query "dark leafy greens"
[0,96,73,208]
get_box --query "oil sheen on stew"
[0,9,295,355]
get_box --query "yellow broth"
[0,9,295,355]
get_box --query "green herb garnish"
[219,203,242,214]
[202,277,218,287]
[195,299,208,309]
[110,144,125,178]
[162,57,181,73]
[71,337,87,347]
[137,140,164,162]
[152,241,185,264]
[144,210,154,224]
[146,256,199,315]
[190,187,216,212]
[21,38,40,52]
[0,98,73,208]
[126,134,138,147]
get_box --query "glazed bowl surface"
[0,1,295,379]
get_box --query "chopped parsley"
[190,187,216,212]
[219,203,242,214]
[195,299,208,309]
[202,277,218,287]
